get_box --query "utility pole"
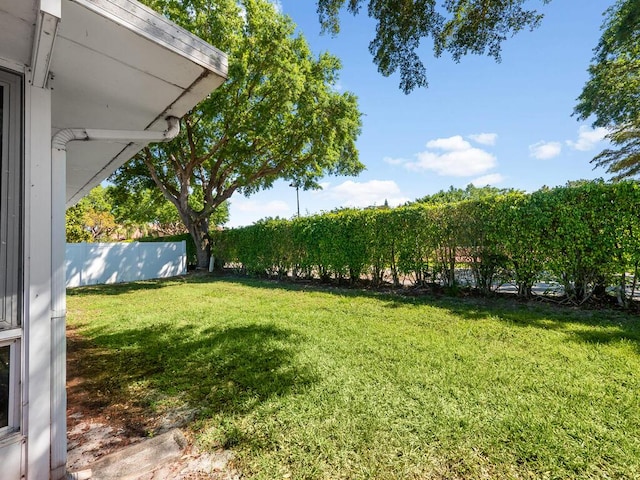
[289,182,300,217]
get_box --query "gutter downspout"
[51,116,180,151]
[49,117,180,480]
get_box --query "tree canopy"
[65,184,229,242]
[65,185,116,242]
[316,0,551,93]
[575,0,639,128]
[316,0,640,179]
[574,0,640,180]
[112,0,364,268]
[107,185,229,237]
[413,184,522,205]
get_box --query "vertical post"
[181,240,188,274]
[50,143,67,479]
[24,82,53,480]
[289,182,300,217]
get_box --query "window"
[0,70,22,331]
[0,338,19,434]
[0,69,22,437]
[0,344,9,428]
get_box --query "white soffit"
[50,0,227,205]
[0,1,37,69]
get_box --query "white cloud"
[468,133,498,146]
[269,0,283,13]
[426,135,471,151]
[406,135,497,176]
[227,198,292,227]
[234,199,290,214]
[320,180,410,208]
[529,141,562,160]
[409,149,497,176]
[566,125,608,151]
[471,173,505,186]
[383,156,406,166]
[385,135,498,177]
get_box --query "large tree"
[316,0,551,93]
[113,0,363,268]
[574,0,640,179]
[108,185,229,237]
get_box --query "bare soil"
[66,327,240,479]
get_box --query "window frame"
[0,330,21,436]
[0,69,23,331]
[0,68,23,439]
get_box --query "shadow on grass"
[211,274,640,353]
[438,297,640,351]
[67,280,177,297]
[68,273,640,404]
[65,273,217,297]
[70,320,317,427]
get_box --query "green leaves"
[575,0,640,180]
[577,52,640,129]
[317,0,550,93]
[592,126,640,180]
[113,0,363,268]
[215,180,640,305]
[65,185,117,242]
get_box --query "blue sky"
[227,1,613,227]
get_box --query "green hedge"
[213,181,640,304]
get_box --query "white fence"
[65,241,187,288]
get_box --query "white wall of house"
[0,62,28,480]
[65,241,187,287]
[0,60,57,480]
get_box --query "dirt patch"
[66,327,240,479]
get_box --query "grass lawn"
[66,276,640,479]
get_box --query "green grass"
[66,276,640,479]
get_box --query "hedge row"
[213,181,640,305]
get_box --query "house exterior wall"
[1,0,227,476]
[0,64,27,480]
[0,60,64,480]
[0,60,59,479]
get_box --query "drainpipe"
[49,117,180,479]
[51,116,180,151]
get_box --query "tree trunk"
[592,275,607,298]
[187,217,212,270]
[517,281,532,299]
